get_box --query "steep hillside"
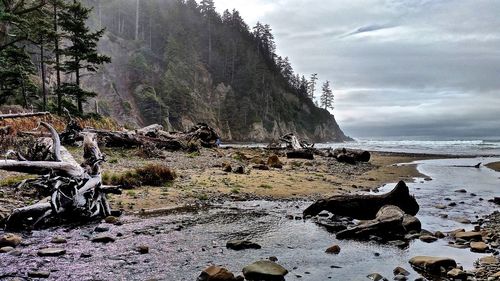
[83,0,350,142]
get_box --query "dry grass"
[0,114,120,133]
[103,164,176,188]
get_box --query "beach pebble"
[197,265,236,281]
[366,272,387,281]
[419,235,437,243]
[471,241,489,253]
[393,266,410,276]
[91,235,116,243]
[28,271,50,278]
[0,233,22,247]
[447,268,467,280]
[37,248,66,257]
[325,245,341,254]
[226,240,261,250]
[51,236,67,244]
[0,246,14,253]
[242,260,288,281]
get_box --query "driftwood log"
[0,122,114,230]
[286,150,314,160]
[0,112,50,120]
[279,133,313,150]
[61,120,220,151]
[332,148,371,164]
[303,181,419,219]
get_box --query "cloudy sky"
[214,0,500,138]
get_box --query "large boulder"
[409,256,457,275]
[304,181,419,219]
[242,260,288,281]
[336,205,407,240]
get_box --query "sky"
[213,0,500,138]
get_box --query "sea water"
[318,137,500,156]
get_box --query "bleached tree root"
[1,122,114,230]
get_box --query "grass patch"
[187,151,200,158]
[0,175,35,187]
[259,184,273,189]
[103,164,176,188]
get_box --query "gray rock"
[393,266,410,276]
[367,273,388,281]
[409,256,457,274]
[242,260,288,281]
[91,235,116,243]
[37,248,66,257]
[419,235,437,243]
[28,271,50,278]
[51,236,67,244]
[0,246,14,253]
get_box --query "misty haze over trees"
[0,0,347,142]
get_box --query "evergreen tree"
[308,73,318,101]
[58,0,110,114]
[199,0,216,65]
[0,46,38,107]
[0,0,48,51]
[299,75,308,96]
[320,80,334,110]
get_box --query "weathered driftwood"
[279,133,313,150]
[303,181,419,219]
[286,150,314,160]
[0,122,114,230]
[335,205,420,240]
[0,111,50,120]
[61,121,220,151]
[333,148,371,164]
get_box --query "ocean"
[224,137,500,155]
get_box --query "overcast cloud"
[214,0,500,138]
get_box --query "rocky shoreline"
[1,146,499,280]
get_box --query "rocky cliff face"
[81,0,350,143]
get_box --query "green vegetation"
[259,184,273,189]
[0,0,109,115]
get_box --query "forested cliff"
[0,0,350,142]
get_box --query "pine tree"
[200,0,216,66]
[58,0,110,114]
[0,46,38,107]
[320,80,334,110]
[308,73,318,101]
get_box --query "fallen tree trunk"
[279,133,313,150]
[287,150,314,160]
[303,181,419,219]
[61,121,220,152]
[0,112,50,120]
[333,148,371,163]
[0,122,115,230]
